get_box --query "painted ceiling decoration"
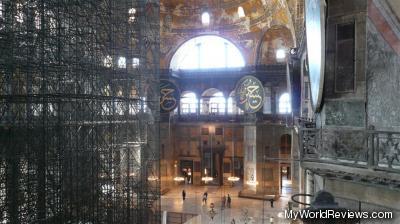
[160,0,303,69]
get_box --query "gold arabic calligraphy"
[160,88,177,111]
[238,79,263,111]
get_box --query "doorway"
[201,149,224,185]
[180,160,193,184]
[281,165,292,195]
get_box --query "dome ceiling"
[160,0,302,69]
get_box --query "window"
[238,6,245,18]
[0,1,3,18]
[201,12,210,26]
[181,92,198,114]
[263,87,272,114]
[128,8,136,23]
[104,55,112,68]
[115,100,124,115]
[170,35,245,71]
[132,58,140,68]
[16,3,23,23]
[209,92,225,115]
[279,93,291,114]
[118,57,126,68]
[276,49,286,61]
[35,11,40,29]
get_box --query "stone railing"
[162,113,290,123]
[300,128,400,173]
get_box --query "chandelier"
[173,176,185,182]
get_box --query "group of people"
[181,190,232,208]
[220,194,232,208]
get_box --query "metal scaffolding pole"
[0,0,160,223]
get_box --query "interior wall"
[367,6,400,132]
[160,123,244,188]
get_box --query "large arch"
[169,35,245,71]
[256,25,294,65]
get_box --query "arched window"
[170,35,245,71]
[180,92,198,114]
[200,89,226,115]
[118,57,126,68]
[237,6,245,18]
[279,93,291,114]
[201,12,210,26]
[209,92,225,115]
[227,92,243,115]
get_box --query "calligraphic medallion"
[160,80,180,113]
[305,0,326,111]
[235,76,264,113]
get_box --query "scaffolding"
[0,0,160,223]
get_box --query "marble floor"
[161,183,294,224]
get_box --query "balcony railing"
[300,128,400,173]
[165,113,291,123]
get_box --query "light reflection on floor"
[161,183,293,224]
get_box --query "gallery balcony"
[300,127,400,175]
[161,113,291,124]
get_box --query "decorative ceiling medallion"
[235,75,264,113]
[160,79,180,113]
[305,0,326,111]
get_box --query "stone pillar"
[291,129,301,198]
[271,88,277,114]
[197,93,201,115]
[243,124,257,194]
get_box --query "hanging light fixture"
[228,176,240,182]
[174,176,185,182]
[202,168,213,182]
[202,176,214,182]
[228,125,240,182]
[147,175,159,181]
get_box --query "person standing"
[227,194,231,208]
[187,168,192,184]
[182,190,186,201]
[221,195,226,209]
[202,192,207,205]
